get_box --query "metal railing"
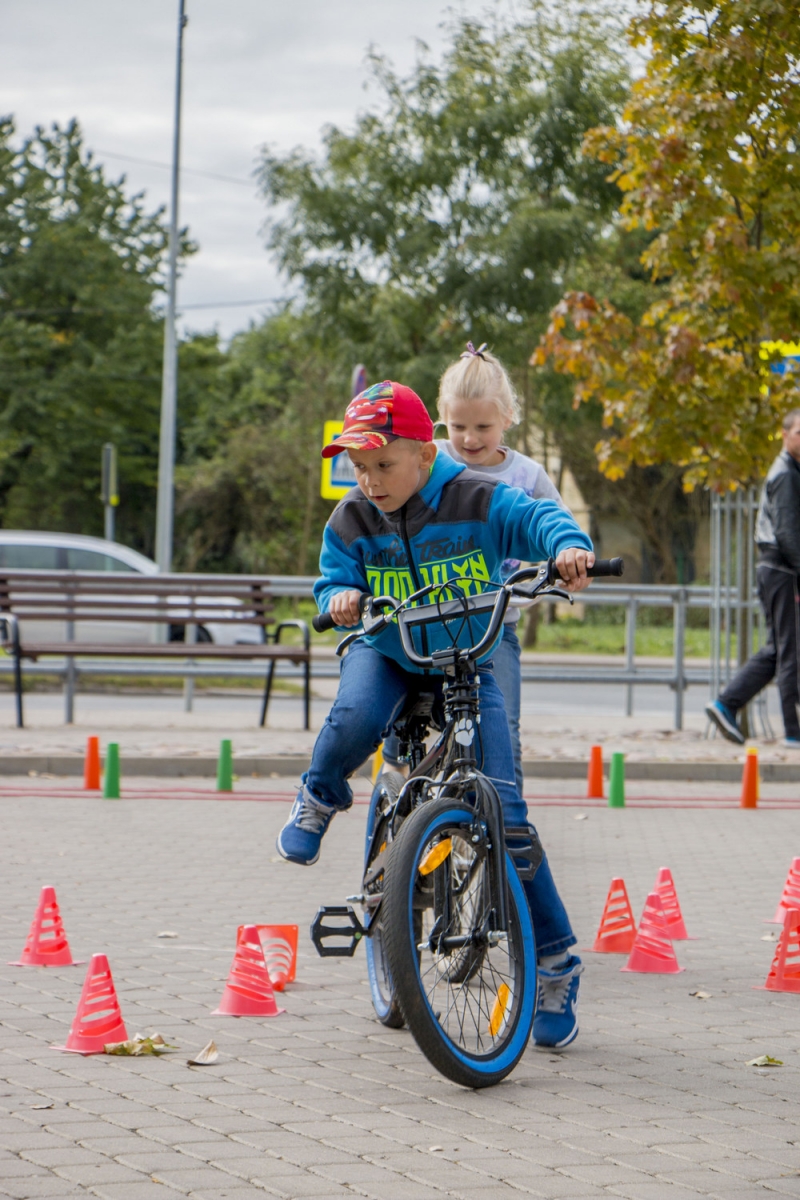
[0,573,771,731]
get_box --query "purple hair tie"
[461,341,488,360]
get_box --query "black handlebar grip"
[587,557,624,578]
[312,592,372,633]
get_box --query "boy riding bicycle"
[276,380,594,1047]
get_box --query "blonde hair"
[437,343,521,427]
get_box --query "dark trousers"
[719,563,800,739]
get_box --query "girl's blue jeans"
[303,639,575,957]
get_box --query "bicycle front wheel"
[383,795,536,1088]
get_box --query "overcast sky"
[2,0,497,340]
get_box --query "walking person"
[706,409,800,748]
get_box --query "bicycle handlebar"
[311,555,624,642]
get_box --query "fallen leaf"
[31,1102,54,1110]
[746,1055,783,1067]
[762,932,779,941]
[428,1145,443,1153]
[105,1033,176,1056]
[573,813,588,821]
[157,931,178,939]
[187,1039,219,1066]
[689,990,712,1000]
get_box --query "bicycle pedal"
[310,905,366,958]
[505,826,544,881]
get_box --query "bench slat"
[13,643,309,660]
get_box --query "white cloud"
[2,0,493,339]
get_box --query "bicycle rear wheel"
[364,771,406,1028]
[383,794,536,1088]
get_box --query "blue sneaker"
[276,788,337,865]
[785,738,800,749]
[532,955,583,1048]
[705,700,745,745]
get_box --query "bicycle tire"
[364,771,406,1028]
[383,795,536,1089]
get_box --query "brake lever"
[547,587,574,605]
[336,598,396,657]
[336,631,362,657]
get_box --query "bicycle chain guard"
[310,905,367,957]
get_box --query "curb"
[4,754,800,783]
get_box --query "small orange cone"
[621,892,684,974]
[767,857,800,925]
[653,867,692,940]
[588,878,637,953]
[238,924,298,991]
[586,745,604,800]
[52,954,128,1054]
[83,736,101,790]
[740,746,759,808]
[761,909,800,994]
[213,925,285,1017]
[9,886,81,967]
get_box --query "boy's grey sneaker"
[276,788,337,865]
[532,954,583,1048]
[784,737,800,749]
[705,699,745,745]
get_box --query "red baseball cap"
[321,381,434,458]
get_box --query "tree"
[0,118,213,552]
[535,0,800,491]
[174,309,345,575]
[258,2,629,399]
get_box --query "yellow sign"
[320,421,358,500]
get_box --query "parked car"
[0,531,263,646]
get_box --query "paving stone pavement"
[2,785,800,1199]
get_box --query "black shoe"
[705,700,745,745]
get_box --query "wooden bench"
[0,570,310,729]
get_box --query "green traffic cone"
[103,742,120,799]
[608,752,625,808]
[217,739,233,792]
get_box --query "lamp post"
[154,0,188,573]
[101,443,119,542]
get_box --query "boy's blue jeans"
[303,640,575,958]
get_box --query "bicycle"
[311,555,623,1088]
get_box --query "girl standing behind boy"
[436,342,567,793]
[383,341,568,796]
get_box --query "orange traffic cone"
[767,858,800,925]
[621,892,684,974]
[589,878,637,953]
[213,925,285,1017]
[586,745,604,800]
[761,909,800,994]
[653,867,692,940]
[52,954,128,1054]
[84,736,101,790]
[9,886,81,967]
[239,924,298,991]
[740,747,759,808]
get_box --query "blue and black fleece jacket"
[314,451,593,673]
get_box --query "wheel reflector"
[488,983,511,1036]
[418,838,453,876]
